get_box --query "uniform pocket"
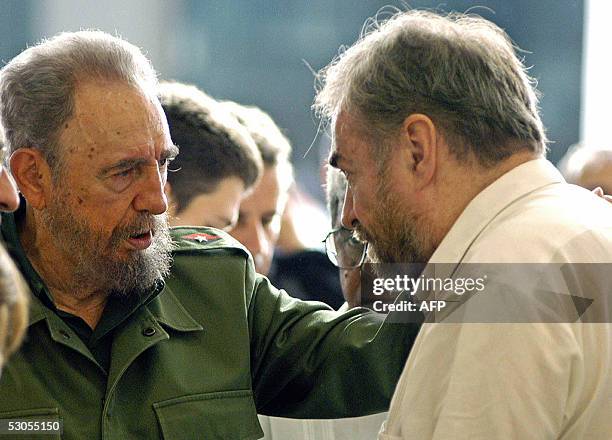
[0,407,62,439]
[153,390,263,440]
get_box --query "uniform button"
[59,330,71,339]
[142,327,156,337]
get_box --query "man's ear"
[9,148,53,210]
[399,113,437,189]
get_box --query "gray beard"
[354,175,433,268]
[41,200,174,297]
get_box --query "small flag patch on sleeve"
[182,232,220,243]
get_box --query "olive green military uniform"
[0,210,419,439]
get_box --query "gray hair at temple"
[0,245,28,368]
[314,9,547,167]
[220,101,294,191]
[326,166,348,226]
[0,30,158,177]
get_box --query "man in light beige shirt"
[315,9,612,439]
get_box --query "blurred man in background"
[159,81,262,230]
[558,142,612,195]
[223,101,344,307]
[0,145,28,373]
[325,166,366,309]
[221,101,293,274]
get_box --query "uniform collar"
[429,158,564,266]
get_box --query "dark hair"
[159,82,263,213]
[220,100,294,190]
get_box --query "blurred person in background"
[257,168,389,440]
[222,101,344,307]
[0,242,28,372]
[159,81,263,230]
[558,142,612,195]
[0,143,28,373]
[325,166,366,309]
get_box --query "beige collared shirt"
[380,159,612,439]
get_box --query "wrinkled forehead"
[328,111,354,169]
[62,81,169,154]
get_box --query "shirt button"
[59,330,71,339]
[142,327,156,337]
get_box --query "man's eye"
[108,168,136,192]
[115,168,134,179]
[159,157,171,168]
[348,235,363,247]
[261,215,275,227]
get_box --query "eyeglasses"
[323,226,368,269]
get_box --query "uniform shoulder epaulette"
[170,226,249,256]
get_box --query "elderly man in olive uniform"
[0,31,418,439]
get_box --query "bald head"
[558,144,612,194]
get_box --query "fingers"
[593,187,605,197]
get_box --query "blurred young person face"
[331,207,363,307]
[0,165,19,214]
[229,165,289,275]
[0,149,27,373]
[167,176,246,231]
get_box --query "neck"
[20,207,108,328]
[425,151,540,252]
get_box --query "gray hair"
[0,30,158,174]
[315,9,547,166]
[220,101,294,190]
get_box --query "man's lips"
[126,230,153,250]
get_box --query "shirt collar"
[429,158,564,265]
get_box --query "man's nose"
[244,222,268,257]
[133,165,168,215]
[239,222,270,271]
[341,186,358,229]
[0,166,19,212]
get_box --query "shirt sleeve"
[248,275,421,418]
